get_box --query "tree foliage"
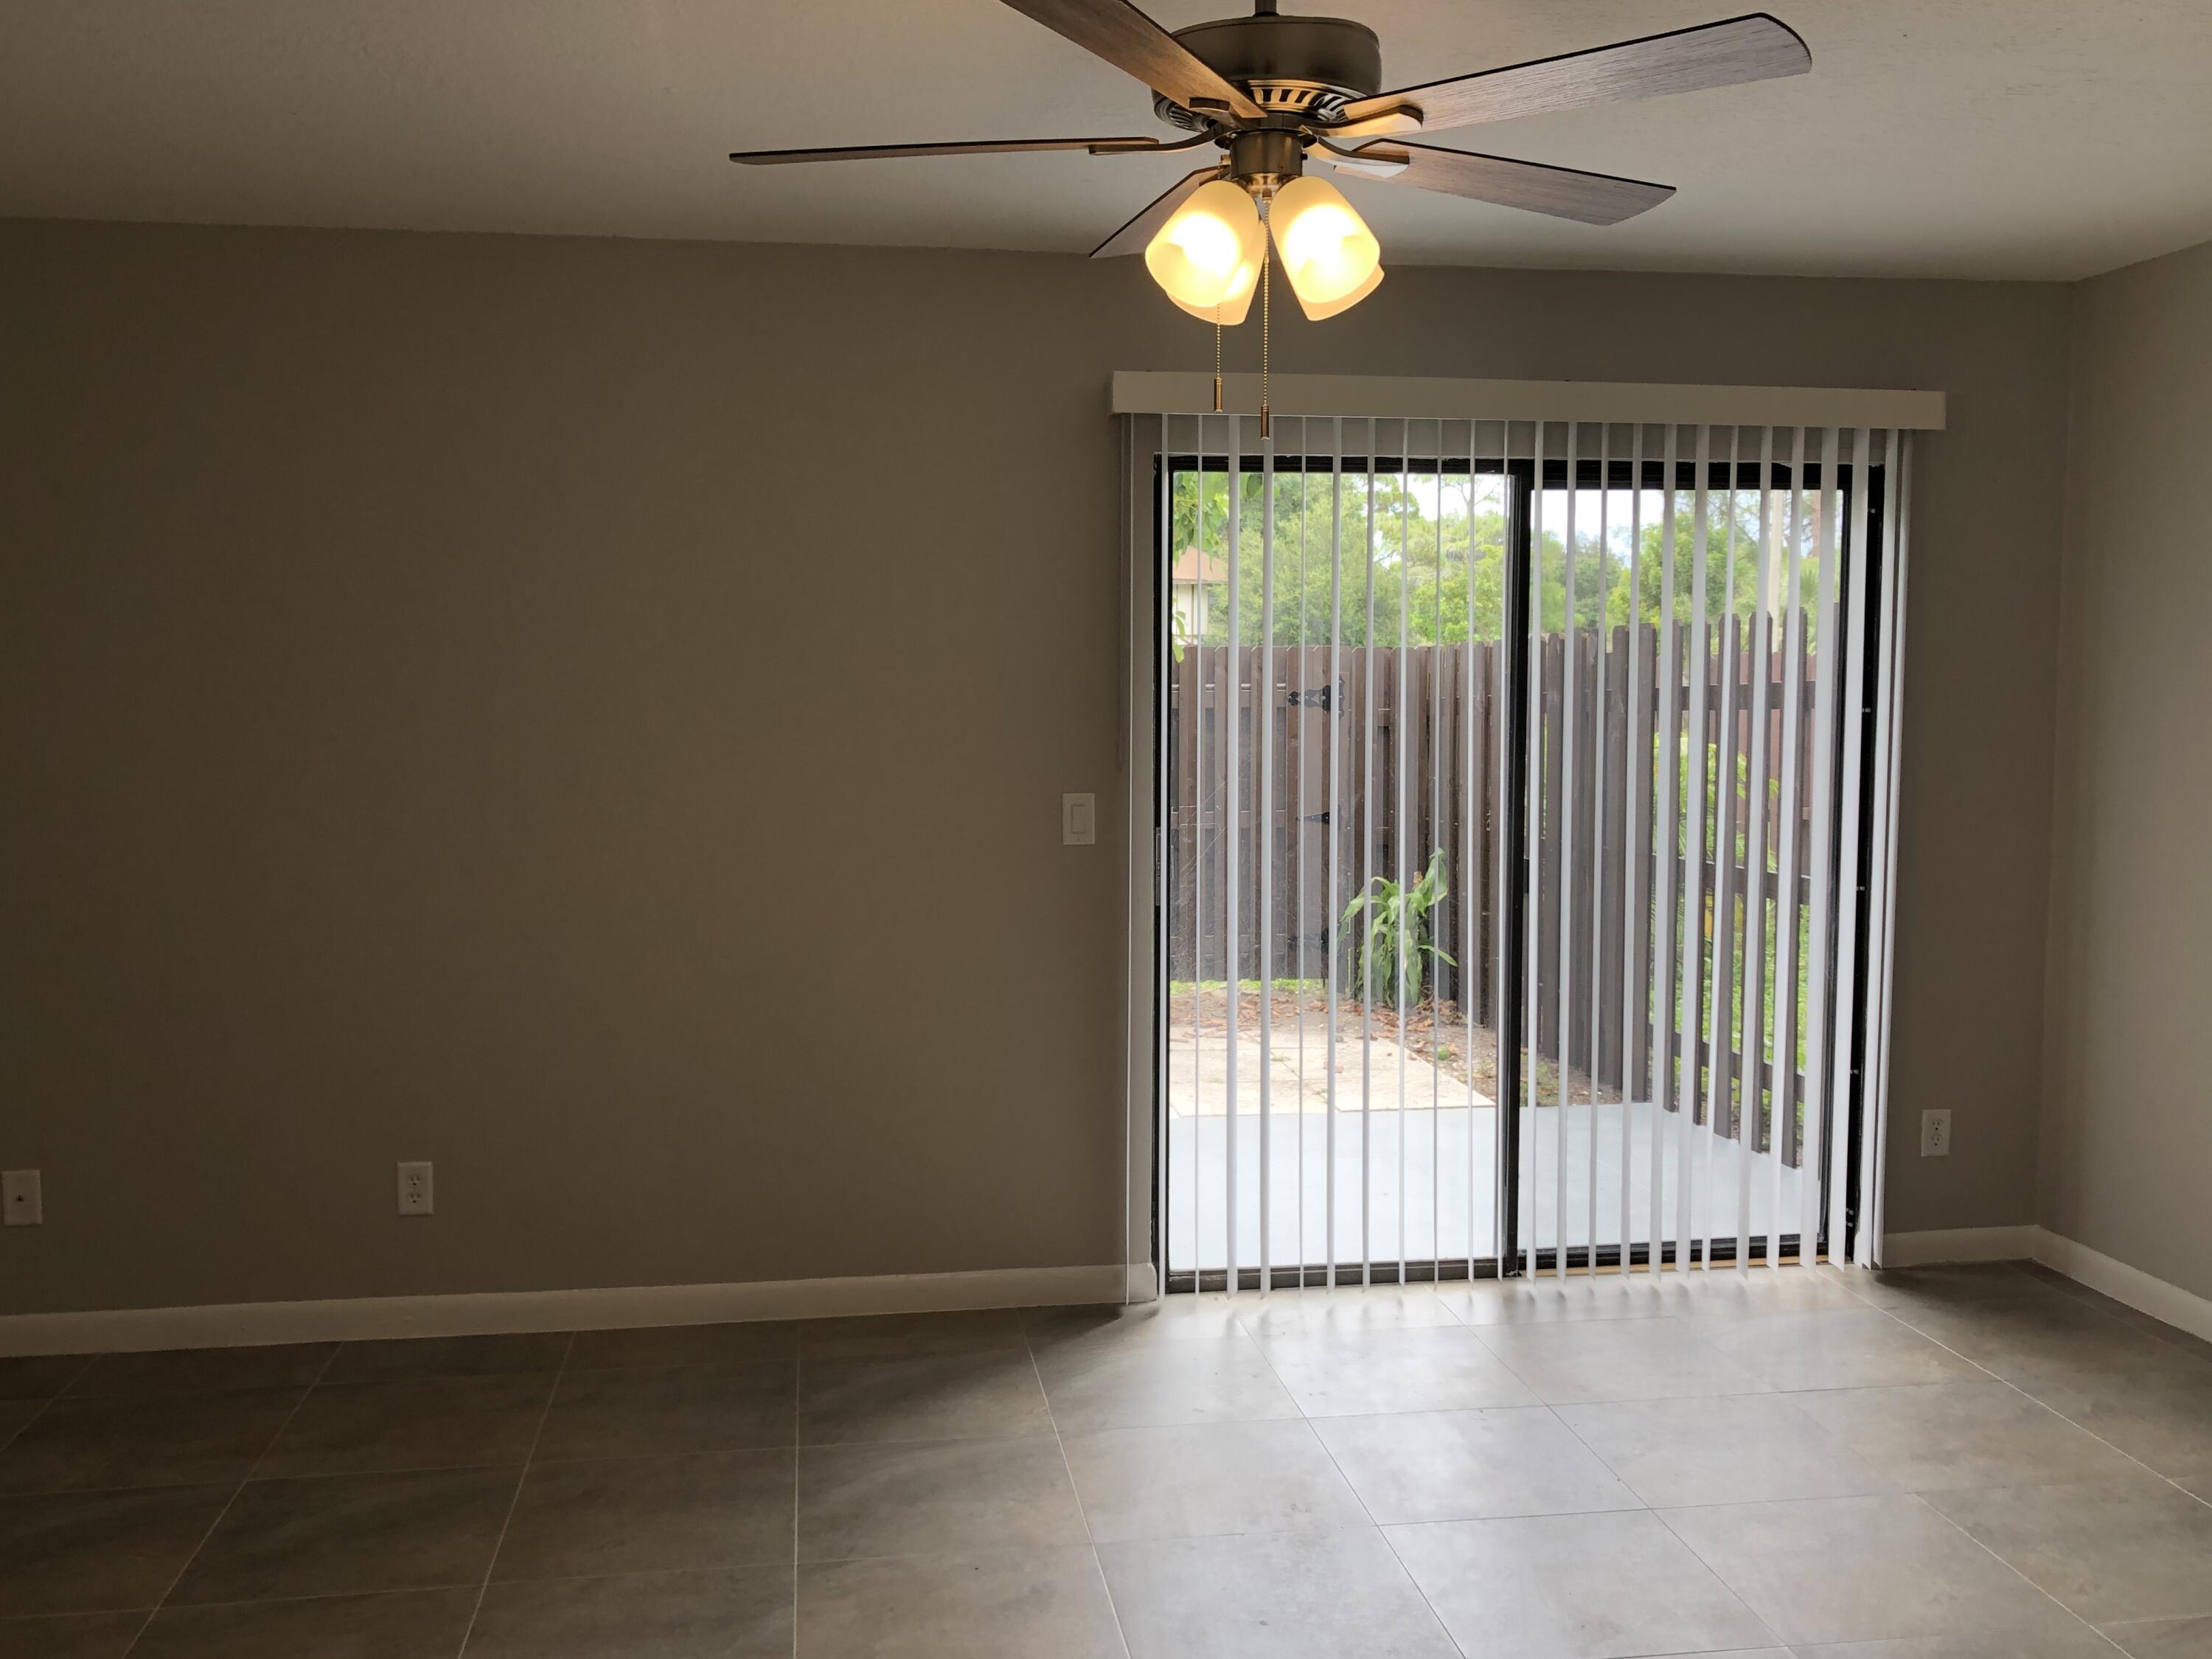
[1172,467,1829,650]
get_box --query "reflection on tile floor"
[1,1261,2209,1656]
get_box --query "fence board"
[1163,626,1819,1161]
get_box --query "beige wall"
[0,218,2071,1316]
[2040,239,2212,1301]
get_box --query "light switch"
[1062,792,1096,846]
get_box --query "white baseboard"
[2033,1229,2212,1346]
[0,1263,1138,1358]
[1879,1225,2041,1267]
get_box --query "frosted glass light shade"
[1147,180,1266,322]
[1269,175,1382,320]
[1294,260,1383,321]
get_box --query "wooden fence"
[1166,622,1822,1160]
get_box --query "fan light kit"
[734,0,1810,414]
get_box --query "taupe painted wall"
[2040,240,2212,1302]
[0,219,2070,1315]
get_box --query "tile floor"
[1,1261,2210,1657]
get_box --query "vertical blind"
[1146,412,1913,1289]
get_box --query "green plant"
[1341,848,1455,1008]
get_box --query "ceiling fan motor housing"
[1154,9,1384,128]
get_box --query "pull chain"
[1212,303,1223,413]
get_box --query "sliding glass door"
[1155,417,1895,1290]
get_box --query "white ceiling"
[6,0,2212,280]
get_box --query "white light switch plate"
[1920,1110,1952,1157]
[1062,793,1096,846]
[3,1169,42,1226]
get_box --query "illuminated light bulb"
[1295,260,1383,321]
[1146,180,1266,321]
[1268,175,1383,320]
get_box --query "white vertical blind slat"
[1677,425,1711,1272]
[1736,426,1776,1270]
[1225,414,1241,1293]
[1770,426,1811,1262]
[1326,417,1345,1287]
[1620,426,1644,1265]
[1650,426,1681,1271]
[1798,427,1842,1256]
[1259,417,1276,1290]
[1858,434,1910,1266]
[1360,418,1378,1287]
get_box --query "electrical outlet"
[396,1161,434,1216]
[2,1169,41,1226]
[1920,1110,1952,1158]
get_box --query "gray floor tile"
[2014,1354,2212,1479]
[799,1310,1027,1360]
[1883,1293,2171,1388]
[1471,1318,1774,1405]
[534,1363,795,1460]
[1098,1525,1458,1659]
[2184,1471,2212,1502]
[2102,1614,2212,1658]
[321,1332,571,1384]
[1790,1380,2147,1492]
[131,1586,479,1658]
[0,1388,303,1494]
[1792,1635,2121,1658]
[1658,1492,2081,1647]
[1062,1418,1368,1543]
[1389,1509,1777,1659]
[1692,1310,1989,1391]
[0,1358,91,1404]
[1555,1393,1898,1508]
[468,1565,793,1658]
[799,1436,1087,1562]
[0,1485,233,1617]
[1844,1264,2062,1310]
[564,1323,799,1369]
[1314,1405,1638,1523]
[799,1352,1051,1446]
[1439,1274,1682,1326]
[1020,1298,1244,1352]
[257,1373,554,1477]
[171,1467,519,1604]
[1034,1334,1298,1433]
[0,1610,145,1658]
[66,1346,335,1399]
[1930,1476,2212,1624]
[1234,1287,1461,1339]
[799,1546,1123,1659]
[493,1450,792,1581]
[1256,1326,1543,1416]
[1654,1269,1874,1321]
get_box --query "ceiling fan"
[731,0,1810,323]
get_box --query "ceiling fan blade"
[731,135,1173,165]
[1343,142,1673,226]
[998,0,1265,120]
[1336,13,1809,133]
[1091,165,1222,258]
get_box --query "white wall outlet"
[1062,792,1096,846]
[2,1169,41,1226]
[396,1161,434,1215]
[1920,1110,1952,1157]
